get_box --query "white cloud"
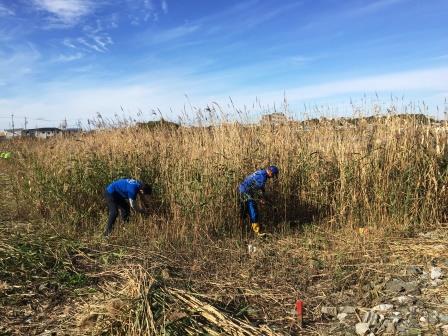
[0,3,15,16]
[74,34,113,52]
[92,35,113,51]
[0,84,167,128]
[126,0,153,11]
[283,67,448,101]
[60,18,114,53]
[33,0,94,25]
[63,38,77,48]
[54,52,84,62]
[0,46,41,85]
[150,24,200,43]
[289,55,318,66]
[0,26,23,43]
[109,13,119,28]
[143,0,153,10]
[161,0,168,14]
[77,38,94,51]
[347,0,408,16]
[126,0,159,25]
[2,66,448,129]
[244,2,303,28]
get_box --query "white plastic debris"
[431,267,443,280]
[247,244,257,254]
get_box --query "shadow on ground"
[262,194,329,233]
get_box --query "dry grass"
[74,264,282,335]
[2,103,448,334]
[1,219,447,335]
[5,110,448,240]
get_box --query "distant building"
[4,128,24,139]
[261,112,290,125]
[22,127,61,139]
[21,127,82,139]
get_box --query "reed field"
[4,107,448,238]
[1,102,448,335]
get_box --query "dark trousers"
[104,191,130,236]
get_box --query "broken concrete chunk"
[402,281,420,294]
[385,320,397,333]
[428,311,439,324]
[441,325,448,336]
[362,311,379,326]
[406,266,423,276]
[385,278,406,293]
[439,314,448,324]
[337,312,348,322]
[372,303,394,312]
[431,279,444,287]
[409,305,418,313]
[338,306,357,314]
[385,278,419,294]
[321,306,338,317]
[355,322,370,336]
[393,295,416,305]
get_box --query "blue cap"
[268,165,279,176]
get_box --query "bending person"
[103,178,152,237]
[238,165,279,236]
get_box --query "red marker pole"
[295,299,303,327]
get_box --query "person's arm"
[127,183,148,214]
[129,197,147,214]
[255,176,266,201]
[259,183,273,205]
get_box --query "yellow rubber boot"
[251,223,266,237]
[251,223,260,234]
[358,227,369,235]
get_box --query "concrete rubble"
[320,262,448,335]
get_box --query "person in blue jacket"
[104,178,152,236]
[238,165,279,236]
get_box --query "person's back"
[239,169,268,196]
[103,178,151,237]
[106,178,142,201]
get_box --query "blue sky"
[0,0,447,129]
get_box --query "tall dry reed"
[5,106,448,241]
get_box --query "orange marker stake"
[295,299,303,327]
